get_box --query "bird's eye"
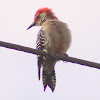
[36,15,40,19]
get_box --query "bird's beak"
[27,22,36,30]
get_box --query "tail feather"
[38,67,41,80]
[42,70,56,92]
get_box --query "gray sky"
[0,0,100,100]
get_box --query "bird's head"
[27,7,57,30]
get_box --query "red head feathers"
[34,7,57,21]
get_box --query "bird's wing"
[36,28,45,80]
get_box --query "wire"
[0,41,100,69]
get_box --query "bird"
[27,7,71,92]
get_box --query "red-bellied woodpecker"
[27,7,71,92]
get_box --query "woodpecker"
[27,7,71,92]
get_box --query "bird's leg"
[63,54,69,63]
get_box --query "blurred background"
[0,0,100,100]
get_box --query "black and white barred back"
[36,28,56,92]
[36,28,45,80]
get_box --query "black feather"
[42,69,56,92]
[36,29,45,80]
